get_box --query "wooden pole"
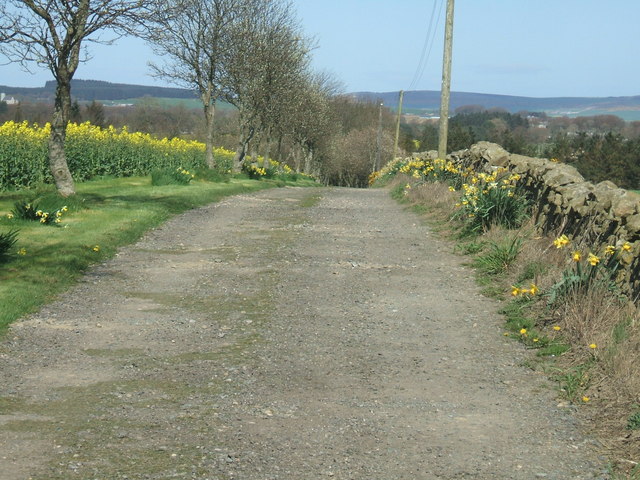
[438,0,455,159]
[393,90,404,160]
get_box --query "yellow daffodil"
[553,234,570,249]
[572,251,582,262]
[529,284,539,295]
[511,286,521,296]
[604,245,616,256]
[92,245,100,252]
[587,253,600,266]
[17,248,26,255]
[622,242,632,252]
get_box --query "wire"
[407,0,444,91]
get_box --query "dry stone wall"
[442,142,640,299]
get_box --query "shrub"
[151,167,195,186]
[0,229,19,262]
[10,201,68,225]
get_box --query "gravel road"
[0,187,608,479]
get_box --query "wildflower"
[6,212,14,219]
[17,248,26,255]
[604,245,616,256]
[553,326,561,331]
[589,343,597,349]
[92,245,100,252]
[448,186,456,192]
[529,284,539,295]
[511,286,521,296]
[622,242,632,252]
[582,396,590,403]
[533,338,539,343]
[520,328,527,335]
[572,251,582,262]
[587,253,600,266]
[553,234,570,249]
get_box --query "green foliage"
[627,410,640,430]
[0,229,19,262]
[11,201,68,225]
[546,247,622,307]
[553,362,592,402]
[463,185,530,233]
[545,132,640,189]
[473,237,522,275]
[151,167,195,186]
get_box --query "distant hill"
[353,90,640,120]
[3,80,640,120]
[0,79,197,102]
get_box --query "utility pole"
[393,90,405,160]
[375,101,383,171]
[438,0,455,159]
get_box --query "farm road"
[0,187,607,479]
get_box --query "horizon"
[2,78,639,102]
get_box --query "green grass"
[0,174,317,333]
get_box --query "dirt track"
[0,187,608,479]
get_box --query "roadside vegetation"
[373,157,640,476]
[0,173,317,334]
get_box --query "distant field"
[101,97,236,111]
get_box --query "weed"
[0,229,19,262]
[473,236,522,275]
[151,167,194,186]
[627,410,640,430]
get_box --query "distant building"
[0,93,19,105]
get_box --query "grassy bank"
[0,175,317,333]
[378,164,640,477]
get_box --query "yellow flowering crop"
[0,120,234,190]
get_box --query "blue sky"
[2,0,639,98]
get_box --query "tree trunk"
[303,148,314,174]
[49,77,75,197]
[203,100,217,169]
[233,123,255,172]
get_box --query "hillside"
[354,90,640,120]
[0,79,197,102]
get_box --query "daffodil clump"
[454,167,529,232]
[242,164,268,179]
[10,201,68,225]
[369,156,463,187]
[0,120,225,190]
[547,234,631,305]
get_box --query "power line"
[408,0,444,91]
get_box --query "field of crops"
[0,121,235,191]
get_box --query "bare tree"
[145,0,253,169]
[224,1,312,170]
[0,0,148,196]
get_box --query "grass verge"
[382,174,640,476]
[0,174,318,333]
